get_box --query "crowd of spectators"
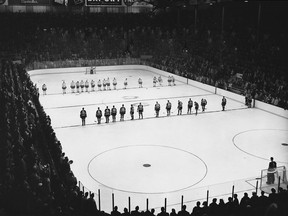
[1,2,288,215]
[1,3,288,109]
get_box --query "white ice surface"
[30,69,288,213]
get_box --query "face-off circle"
[88,145,207,194]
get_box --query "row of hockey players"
[41,75,176,95]
[79,97,227,125]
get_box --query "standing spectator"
[157,207,169,216]
[111,206,121,216]
[80,108,87,126]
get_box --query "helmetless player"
[70,80,75,93]
[201,98,207,112]
[155,101,160,117]
[221,96,227,111]
[96,107,102,124]
[166,100,172,116]
[104,106,110,123]
[137,103,144,119]
[62,80,67,94]
[113,77,117,90]
[111,105,117,122]
[130,104,134,120]
[187,98,193,114]
[42,83,47,95]
[120,104,126,121]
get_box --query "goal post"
[85,66,96,74]
[259,166,287,194]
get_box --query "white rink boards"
[30,66,288,214]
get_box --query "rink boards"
[29,65,288,213]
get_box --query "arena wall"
[29,65,288,119]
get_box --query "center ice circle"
[88,145,207,194]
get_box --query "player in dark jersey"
[130,104,134,120]
[166,100,172,116]
[221,96,227,111]
[111,105,117,122]
[96,107,102,124]
[187,98,193,114]
[155,101,161,117]
[137,103,144,119]
[168,76,172,86]
[80,108,87,126]
[120,104,126,121]
[194,101,199,115]
[104,106,110,123]
[201,98,207,112]
[177,100,183,115]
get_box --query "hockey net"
[85,66,96,74]
[259,166,287,193]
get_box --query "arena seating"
[0,2,288,215]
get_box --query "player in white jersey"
[138,78,143,88]
[124,78,128,89]
[91,80,95,91]
[70,80,75,93]
[42,83,47,95]
[80,80,84,92]
[158,76,163,86]
[62,81,67,94]
[85,80,89,92]
[113,78,117,90]
[97,79,102,91]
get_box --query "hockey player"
[80,80,84,92]
[103,78,106,91]
[62,81,67,94]
[138,78,143,88]
[155,101,161,117]
[158,76,163,86]
[104,106,110,123]
[137,103,144,119]
[171,76,176,86]
[168,76,172,86]
[80,108,87,126]
[194,101,199,115]
[221,96,227,111]
[166,100,172,116]
[107,78,111,90]
[84,80,88,92]
[120,104,126,121]
[177,100,183,115]
[97,79,102,91]
[153,76,157,87]
[113,78,117,90]
[130,104,134,120]
[76,81,80,93]
[70,80,75,93]
[91,80,95,91]
[111,105,117,122]
[187,98,193,114]
[96,107,102,124]
[124,78,128,89]
[42,83,47,95]
[201,98,207,112]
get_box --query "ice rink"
[30,67,288,213]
